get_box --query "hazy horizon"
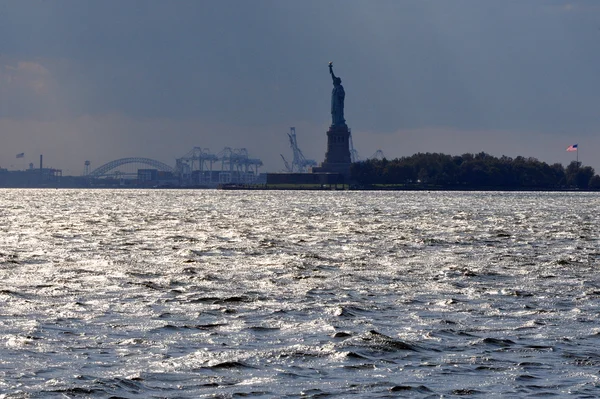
[1,1,598,175]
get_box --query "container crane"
[370,149,385,160]
[349,132,360,163]
[280,127,316,172]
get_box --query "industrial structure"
[370,149,385,160]
[176,147,262,186]
[78,147,263,187]
[88,157,175,178]
[348,134,385,163]
[0,154,63,188]
[349,133,359,163]
[280,127,317,173]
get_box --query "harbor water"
[1,189,599,398]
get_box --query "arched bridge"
[89,157,175,177]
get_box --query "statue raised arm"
[329,62,338,81]
[328,62,346,127]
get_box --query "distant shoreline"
[217,184,598,192]
[0,183,597,192]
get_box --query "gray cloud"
[1,0,599,173]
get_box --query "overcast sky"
[1,0,599,174]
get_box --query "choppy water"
[1,189,600,398]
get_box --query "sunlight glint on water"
[0,189,599,398]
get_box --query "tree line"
[350,152,600,190]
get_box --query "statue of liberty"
[329,62,346,127]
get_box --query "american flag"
[566,144,578,152]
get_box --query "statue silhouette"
[329,62,346,127]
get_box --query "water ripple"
[0,189,599,397]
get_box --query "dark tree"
[351,153,599,190]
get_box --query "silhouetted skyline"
[1,1,598,174]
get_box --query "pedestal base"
[324,124,351,164]
[312,124,352,178]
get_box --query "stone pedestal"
[312,124,352,178]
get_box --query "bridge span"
[87,147,264,186]
[89,157,175,178]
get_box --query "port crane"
[280,127,316,172]
[349,132,360,163]
[370,149,385,160]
